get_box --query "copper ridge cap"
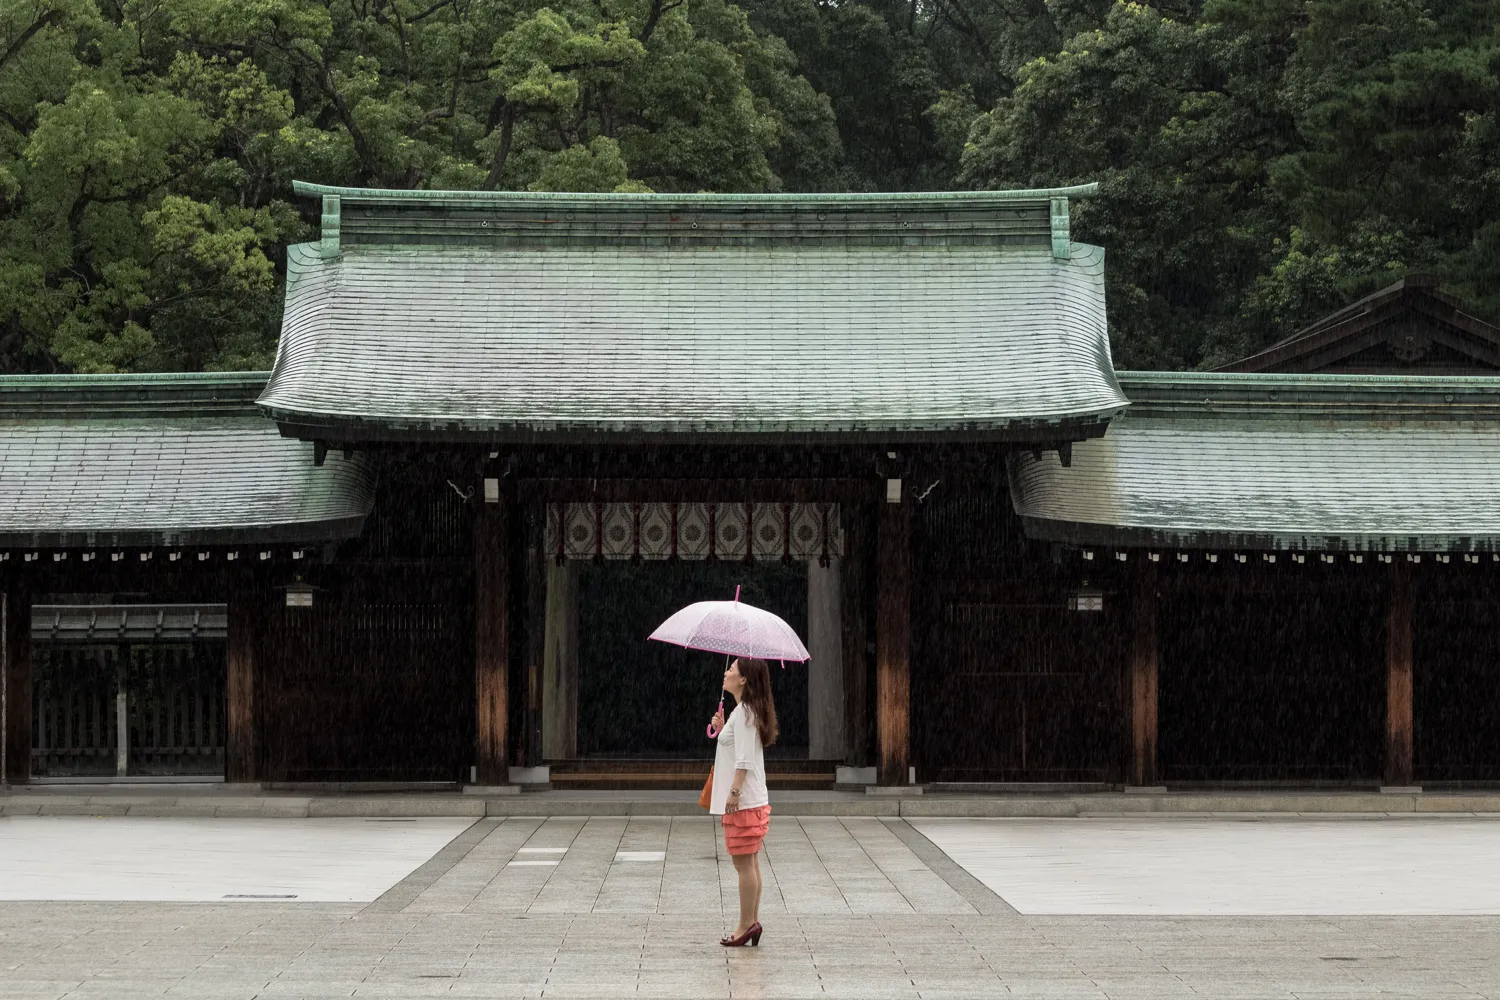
[290,180,1100,208]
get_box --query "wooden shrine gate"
[30,605,227,778]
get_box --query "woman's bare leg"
[732,853,756,935]
[750,852,763,924]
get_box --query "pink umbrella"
[648,586,810,737]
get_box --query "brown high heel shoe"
[719,922,763,947]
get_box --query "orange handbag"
[697,766,714,810]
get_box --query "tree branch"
[637,0,683,44]
[0,7,63,74]
[0,105,29,134]
[407,0,455,22]
[482,102,515,189]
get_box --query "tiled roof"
[1010,372,1500,552]
[0,374,375,548]
[259,184,1126,441]
[32,604,227,641]
[1215,274,1500,374]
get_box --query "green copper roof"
[1010,371,1500,552]
[0,373,375,548]
[262,183,1124,442]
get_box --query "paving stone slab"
[34,803,131,816]
[213,801,311,818]
[308,797,486,818]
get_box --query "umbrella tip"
[734,585,740,603]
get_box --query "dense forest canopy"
[0,0,1494,373]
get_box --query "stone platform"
[6,784,1500,818]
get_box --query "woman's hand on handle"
[709,708,725,734]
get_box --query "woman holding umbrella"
[709,657,777,947]
[647,586,806,948]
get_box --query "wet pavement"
[2,815,1498,998]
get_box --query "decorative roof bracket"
[1050,197,1070,260]
[320,194,341,258]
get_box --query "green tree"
[960,2,1302,368]
[0,0,842,374]
[1264,0,1500,326]
[0,5,306,372]
[959,0,1500,367]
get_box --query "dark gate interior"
[576,560,809,757]
[913,477,1125,783]
[1415,569,1500,782]
[1159,569,1384,782]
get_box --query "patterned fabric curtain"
[546,503,842,562]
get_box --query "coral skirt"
[722,805,772,855]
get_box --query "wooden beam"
[517,477,874,504]
[1385,558,1414,787]
[875,493,910,785]
[1129,560,1158,786]
[2,584,31,785]
[474,497,510,785]
[225,577,257,783]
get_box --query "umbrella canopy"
[648,586,810,662]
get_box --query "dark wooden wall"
[1415,565,1500,783]
[256,456,475,783]
[1158,565,1385,783]
[911,477,1126,783]
[2,585,30,784]
[256,569,471,781]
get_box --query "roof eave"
[1018,515,1500,554]
[258,406,1127,446]
[0,514,370,550]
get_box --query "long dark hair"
[735,658,779,747]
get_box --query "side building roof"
[259,182,1127,444]
[1009,372,1500,552]
[1215,274,1500,375]
[0,373,375,548]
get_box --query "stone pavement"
[3,815,1499,998]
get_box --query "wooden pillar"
[875,488,910,786]
[840,508,870,766]
[523,499,546,768]
[542,559,579,759]
[474,495,511,786]
[2,585,32,785]
[1385,558,1414,787]
[225,578,257,783]
[807,556,844,760]
[1128,560,1158,787]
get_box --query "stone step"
[549,771,835,791]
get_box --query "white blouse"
[709,703,769,815]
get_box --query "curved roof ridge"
[291,181,1099,206]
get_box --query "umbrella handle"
[707,698,725,738]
